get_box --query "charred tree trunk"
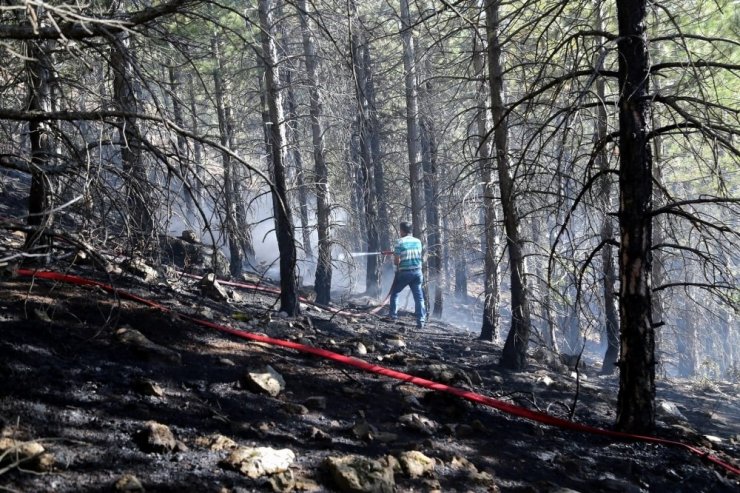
[187,74,204,207]
[212,38,243,277]
[592,0,619,375]
[399,0,425,239]
[486,1,532,369]
[279,20,313,262]
[598,147,619,373]
[347,132,366,253]
[651,77,667,375]
[676,313,698,377]
[284,81,313,260]
[473,32,500,342]
[299,0,332,305]
[111,31,153,248]
[363,44,390,252]
[168,66,194,218]
[419,70,443,318]
[350,2,380,297]
[615,0,655,433]
[454,211,468,302]
[23,36,55,260]
[259,0,300,315]
[357,112,380,297]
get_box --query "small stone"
[199,273,229,302]
[657,400,687,421]
[197,307,214,319]
[194,434,238,451]
[114,474,145,492]
[324,455,395,493]
[269,470,296,493]
[134,421,177,453]
[703,434,722,443]
[133,378,164,397]
[221,446,295,479]
[399,450,436,478]
[0,438,42,461]
[537,375,554,387]
[0,438,53,472]
[116,327,181,364]
[449,456,494,484]
[399,413,438,435]
[123,258,159,283]
[306,426,332,443]
[387,338,406,348]
[241,365,286,397]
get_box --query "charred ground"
[0,256,738,493]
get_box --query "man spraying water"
[388,221,426,329]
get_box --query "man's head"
[399,221,412,235]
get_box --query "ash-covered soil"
[0,262,738,493]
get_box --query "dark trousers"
[389,269,426,326]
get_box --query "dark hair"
[399,221,412,235]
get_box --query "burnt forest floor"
[0,253,738,493]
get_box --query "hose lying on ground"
[12,268,740,477]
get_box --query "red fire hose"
[13,268,740,477]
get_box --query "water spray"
[338,251,393,260]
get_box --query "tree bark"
[676,313,698,377]
[23,35,56,260]
[212,37,243,277]
[650,77,667,375]
[111,30,153,248]
[473,32,499,342]
[168,65,194,218]
[486,1,532,369]
[453,212,468,302]
[280,22,313,261]
[363,44,391,252]
[347,131,366,253]
[298,0,332,305]
[597,105,619,373]
[399,0,425,239]
[350,1,380,297]
[187,73,204,208]
[419,57,443,318]
[258,0,300,315]
[589,0,619,375]
[615,0,655,433]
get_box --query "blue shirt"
[395,235,423,271]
